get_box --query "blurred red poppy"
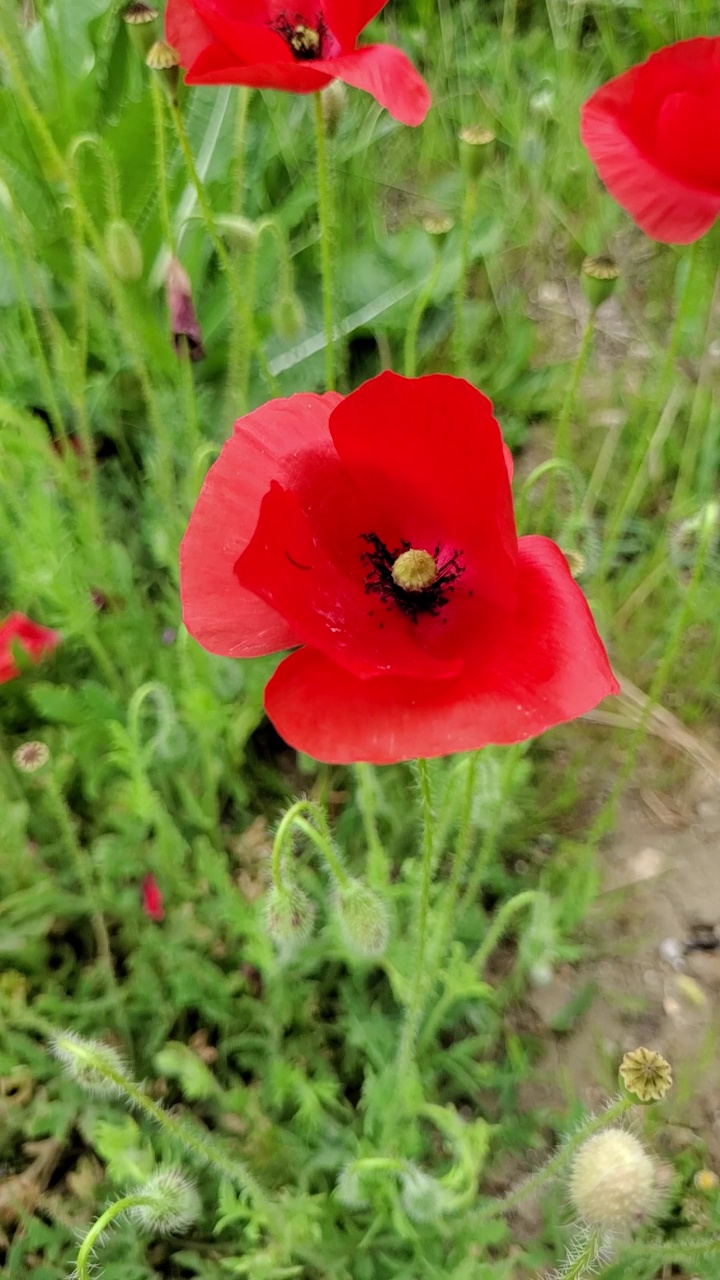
[180,373,618,764]
[0,613,60,685]
[581,37,720,244]
[165,0,430,126]
[142,874,165,922]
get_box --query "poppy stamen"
[274,13,325,60]
[361,534,463,622]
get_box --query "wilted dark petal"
[166,256,205,361]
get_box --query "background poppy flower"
[581,37,720,244]
[142,874,165,921]
[180,373,618,764]
[0,613,60,685]
[165,0,431,126]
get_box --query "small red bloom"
[142,874,165,921]
[0,613,60,685]
[180,373,618,764]
[581,37,720,244]
[165,0,430,126]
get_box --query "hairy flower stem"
[474,1095,633,1223]
[423,753,480,988]
[460,744,522,913]
[557,1229,606,1280]
[354,765,389,888]
[625,1234,720,1267]
[271,799,349,889]
[76,1195,152,1280]
[388,760,435,1135]
[471,889,540,975]
[313,91,336,391]
[43,774,127,1041]
[167,97,254,415]
[539,312,595,533]
[453,174,478,374]
[404,254,442,378]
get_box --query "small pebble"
[659,936,686,971]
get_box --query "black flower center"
[274,12,325,59]
[361,533,464,623]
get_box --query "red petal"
[355,0,389,25]
[0,613,60,684]
[237,480,461,680]
[328,372,517,612]
[264,537,619,764]
[314,44,431,126]
[180,392,341,658]
[192,0,291,62]
[187,44,333,90]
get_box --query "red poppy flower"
[581,37,720,244]
[0,613,60,685]
[142,874,165,922]
[165,0,431,126]
[180,373,618,764]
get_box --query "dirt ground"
[521,758,720,1163]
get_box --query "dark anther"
[274,12,326,60]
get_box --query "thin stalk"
[538,311,595,532]
[625,1235,720,1267]
[424,752,480,982]
[354,764,388,889]
[392,761,436,1103]
[76,1196,150,1280]
[404,255,442,377]
[313,91,336,391]
[270,799,348,889]
[460,745,522,914]
[471,889,539,975]
[475,1095,633,1221]
[557,1229,606,1280]
[232,87,251,214]
[673,265,720,508]
[453,175,478,374]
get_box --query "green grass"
[1,1,720,1277]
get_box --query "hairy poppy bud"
[264,883,316,950]
[166,256,205,361]
[128,1168,200,1234]
[271,293,306,342]
[105,218,143,281]
[333,878,389,958]
[400,1166,448,1223]
[215,214,260,252]
[569,1129,659,1232]
[50,1030,129,1097]
[335,1163,370,1210]
[320,80,347,136]
[581,255,620,309]
[459,124,495,179]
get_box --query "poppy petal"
[192,0,291,62]
[186,45,333,90]
[314,44,431,126]
[581,88,720,244]
[165,0,214,65]
[264,537,618,763]
[328,372,518,612]
[180,392,342,658]
[0,613,61,684]
[237,480,461,680]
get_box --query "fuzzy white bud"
[264,883,316,950]
[333,879,390,958]
[399,1166,448,1223]
[50,1030,129,1097]
[128,1168,200,1234]
[569,1129,658,1233]
[335,1163,370,1211]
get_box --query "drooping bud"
[122,3,159,57]
[50,1030,129,1097]
[128,1168,201,1234]
[581,255,620,309]
[569,1129,659,1232]
[271,292,306,342]
[333,878,389,958]
[264,883,316,951]
[335,1163,370,1210]
[458,125,495,179]
[215,214,260,253]
[165,256,205,361]
[13,741,50,773]
[399,1166,448,1223]
[619,1047,673,1102]
[320,80,347,136]
[105,218,143,281]
[146,41,180,102]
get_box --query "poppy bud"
[422,212,454,246]
[264,883,316,950]
[165,256,205,361]
[333,878,389,958]
[215,214,260,252]
[146,40,180,103]
[399,1166,448,1223]
[50,1030,129,1097]
[271,293,306,342]
[104,218,143,281]
[581,255,620,309]
[458,125,495,179]
[127,1169,200,1234]
[142,873,164,922]
[122,3,159,57]
[335,1163,370,1210]
[320,80,347,136]
[569,1130,659,1232]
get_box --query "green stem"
[558,1229,606,1280]
[313,91,336,391]
[232,87,251,214]
[354,765,388,888]
[76,1196,150,1280]
[460,744,522,914]
[392,760,436,1106]
[471,889,539,975]
[538,312,595,532]
[271,799,349,889]
[404,255,442,378]
[475,1095,633,1221]
[625,1234,720,1267]
[424,752,480,982]
[453,176,478,374]
[673,263,720,509]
